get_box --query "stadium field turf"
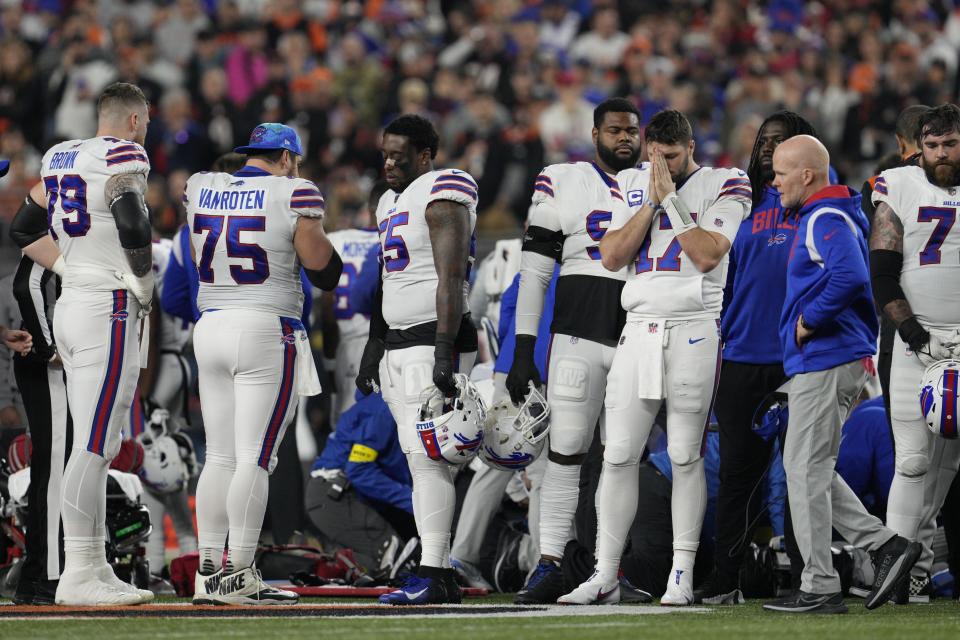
[1,596,958,639]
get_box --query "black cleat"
[514,560,565,605]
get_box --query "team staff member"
[764,135,919,614]
[696,111,817,605]
[9,254,71,606]
[305,391,414,569]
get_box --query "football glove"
[356,338,385,396]
[114,270,155,315]
[433,337,457,397]
[901,316,959,366]
[506,334,541,405]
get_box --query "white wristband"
[51,255,66,277]
[662,193,697,236]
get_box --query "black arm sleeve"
[9,196,49,248]
[368,277,387,341]
[869,249,906,312]
[304,251,343,291]
[110,191,152,249]
[522,225,564,261]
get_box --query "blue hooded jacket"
[780,186,878,376]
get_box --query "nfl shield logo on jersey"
[648,322,658,334]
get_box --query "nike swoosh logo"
[824,230,839,241]
[406,588,429,600]
[688,338,706,344]
[598,587,617,600]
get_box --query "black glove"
[355,338,385,396]
[506,334,541,404]
[899,316,930,354]
[433,335,457,397]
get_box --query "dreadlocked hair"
[746,110,817,210]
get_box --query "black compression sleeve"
[522,225,564,261]
[304,251,343,291]
[368,278,388,341]
[9,196,49,248]
[110,191,152,249]
[869,249,906,311]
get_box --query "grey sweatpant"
[783,359,895,594]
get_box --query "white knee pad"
[203,451,237,472]
[667,442,703,468]
[548,356,598,457]
[896,453,929,478]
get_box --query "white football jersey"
[152,238,192,353]
[327,227,380,340]
[872,165,960,328]
[40,136,151,289]
[375,169,478,329]
[528,161,633,280]
[184,169,324,318]
[613,166,751,320]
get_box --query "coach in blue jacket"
[765,135,918,614]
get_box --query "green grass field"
[1,596,959,640]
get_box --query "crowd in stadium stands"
[0,0,959,234]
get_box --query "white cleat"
[214,565,299,606]
[660,567,694,606]
[557,571,620,605]
[55,569,143,606]
[95,563,154,603]
[193,568,224,605]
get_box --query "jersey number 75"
[193,214,270,284]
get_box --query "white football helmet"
[415,374,486,464]
[480,384,550,471]
[920,360,960,439]
[137,409,189,493]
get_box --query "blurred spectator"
[0,38,45,150]
[538,71,593,165]
[0,0,958,229]
[569,7,630,69]
[333,32,383,129]
[153,87,215,175]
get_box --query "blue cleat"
[379,574,450,605]
[514,560,565,604]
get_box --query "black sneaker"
[514,560,565,604]
[619,574,653,604]
[865,536,922,610]
[763,590,848,613]
[13,578,58,606]
[693,572,743,605]
[892,574,931,605]
[441,569,463,604]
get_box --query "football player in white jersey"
[354,115,478,605]
[507,97,643,604]
[10,82,157,606]
[871,103,960,597]
[185,123,341,605]
[560,109,751,605]
[323,183,385,424]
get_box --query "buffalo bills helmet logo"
[250,126,267,143]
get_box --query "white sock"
[224,462,270,573]
[886,471,925,539]
[61,450,108,573]
[595,461,639,580]
[671,458,706,559]
[195,454,234,574]
[538,460,581,559]
[407,452,455,568]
